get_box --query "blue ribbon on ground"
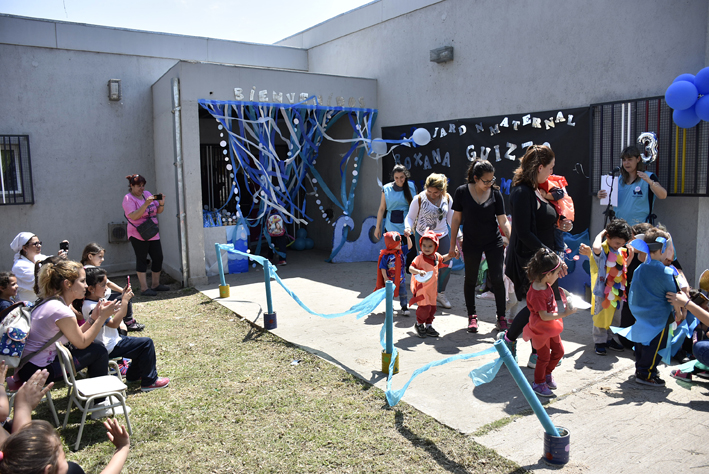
[384,345,503,406]
[217,244,385,319]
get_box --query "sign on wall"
[382,107,591,230]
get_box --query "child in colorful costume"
[375,232,411,315]
[614,228,684,386]
[522,248,578,397]
[539,174,575,252]
[409,230,456,338]
[580,219,632,355]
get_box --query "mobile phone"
[59,241,69,251]
[154,193,163,201]
[127,276,130,286]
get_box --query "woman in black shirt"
[449,160,511,333]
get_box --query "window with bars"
[0,136,34,205]
[590,97,709,196]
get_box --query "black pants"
[18,341,109,382]
[507,280,562,342]
[129,237,163,273]
[463,244,506,320]
[635,315,672,380]
[267,235,288,261]
[618,301,636,349]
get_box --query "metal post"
[263,262,277,329]
[493,340,560,436]
[215,243,229,298]
[171,78,189,287]
[385,280,394,354]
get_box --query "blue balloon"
[673,73,695,84]
[296,228,308,240]
[665,81,698,110]
[695,95,709,122]
[304,238,314,250]
[695,67,709,95]
[673,106,701,129]
[292,238,306,251]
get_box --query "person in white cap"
[10,233,66,303]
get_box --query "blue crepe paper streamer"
[218,244,385,319]
[384,345,503,407]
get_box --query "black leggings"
[507,280,562,342]
[130,237,163,273]
[464,244,506,319]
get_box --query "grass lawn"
[38,289,524,473]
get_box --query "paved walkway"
[198,250,708,473]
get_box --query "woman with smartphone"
[123,174,168,296]
[10,233,68,302]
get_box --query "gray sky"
[0,0,374,44]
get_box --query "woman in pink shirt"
[122,174,168,296]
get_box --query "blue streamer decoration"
[217,244,385,319]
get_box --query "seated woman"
[15,258,115,384]
[10,233,47,303]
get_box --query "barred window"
[0,135,34,205]
[590,97,709,196]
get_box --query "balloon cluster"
[665,68,709,128]
[291,228,314,251]
[368,127,432,156]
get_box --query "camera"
[59,241,69,252]
[154,193,163,201]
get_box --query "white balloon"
[371,139,388,155]
[412,128,431,146]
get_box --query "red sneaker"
[141,377,170,392]
[467,315,478,333]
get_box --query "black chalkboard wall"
[382,107,591,231]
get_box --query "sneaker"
[545,373,557,389]
[399,306,410,317]
[496,331,517,362]
[606,339,624,352]
[142,288,157,296]
[426,326,440,337]
[595,343,607,355]
[152,284,170,292]
[126,321,145,332]
[117,359,131,377]
[532,382,554,397]
[277,260,287,266]
[437,292,452,309]
[141,377,170,392]
[467,315,479,333]
[495,319,508,331]
[670,369,692,381]
[527,353,538,369]
[652,375,666,386]
[635,375,665,386]
[415,323,427,338]
[696,370,709,380]
[91,397,131,420]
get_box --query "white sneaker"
[399,308,410,317]
[437,292,452,309]
[91,396,131,420]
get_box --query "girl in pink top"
[522,248,577,397]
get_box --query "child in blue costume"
[375,232,411,316]
[614,228,685,386]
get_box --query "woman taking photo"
[123,174,168,296]
[502,145,571,368]
[596,145,667,225]
[405,173,458,309]
[10,233,67,303]
[448,160,511,333]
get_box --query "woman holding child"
[501,145,571,368]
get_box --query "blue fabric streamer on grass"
[384,344,503,406]
[217,244,385,319]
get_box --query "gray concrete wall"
[0,43,176,274]
[156,61,377,283]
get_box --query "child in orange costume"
[375,232,411,316]
[523,248,578,397]
[409,230,456,338]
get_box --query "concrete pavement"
[198,250,708,473]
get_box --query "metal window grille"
[590,97,709,196]
[0,135,34,205]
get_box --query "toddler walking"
[522,248,577,397]
[375,232,411,315]
[409,230,456,338]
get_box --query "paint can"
[543,426,570,465]
[264,312,277,330]
[218,284,230,298]
[381,351,399,374]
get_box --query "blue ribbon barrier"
[215,244,386,319]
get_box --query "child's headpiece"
[419,229,442,252]
[384,232,402,251]
[628,234,669,258]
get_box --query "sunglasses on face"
[481,177,496,185]
[29,241,42,247]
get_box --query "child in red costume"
[409,230,457,338]
[375,232,411,315]
[523,248,578,397]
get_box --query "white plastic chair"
[55,342,133,450]
[6,380,60,427]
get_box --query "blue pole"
[215,243,226,287]
[385,280,394,354]
[494,340,560,437]
[264,262,274,315]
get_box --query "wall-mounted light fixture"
[430,46,454,64]
[108,79,121,101]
